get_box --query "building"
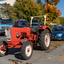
[0,3,10,18]
[0,0,16,6]
[0,0,16,18]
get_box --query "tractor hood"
[5,27,31,42]
[10,27,31,37]
[10,27,30,32]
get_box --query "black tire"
[0,42,8,57]
[21,41,33,60]
[38,29,51,50]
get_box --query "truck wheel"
[39,29,51,50]
[21,41,33,60]
[0,42,8,57]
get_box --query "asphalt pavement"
[0,36,64,64]
[0,35,6,41]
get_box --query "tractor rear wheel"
[39,29,51,50]
[21,41,33,60]
[0,42,8,57]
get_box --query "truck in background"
[14,19,28,28]
[0,18,13,34]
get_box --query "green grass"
[51,41,64,46]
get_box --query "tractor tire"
[38,29,51,50]
[21,41,33,60]
[0,42,8,57]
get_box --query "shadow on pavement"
[0,33,5,36]
[7,45,42,60]
[33,45,42,50]
[8,48,25,60]
[8,48,21,54]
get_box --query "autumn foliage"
[5,0,62,27]
[45,0,60,5]
[45,4,62,20]
[44,3,61,27]
[5,0,44,21]
[56,9,62,16]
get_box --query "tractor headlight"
[58,34,63,36]
[16,33,20,38]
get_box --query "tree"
[59,17,64,26]
[0,14,2,18]
[45,4,62,20]
[5,5,16,21]
[45,0,60,5]
[37,0,42,4]
[44,0,61,27]
[5,0,44,21]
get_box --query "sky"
[0,0,64,17]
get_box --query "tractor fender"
[39,26,51,33]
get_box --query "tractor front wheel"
[21,41,33,60]
[0,42,8,57]
[39,29,51,50]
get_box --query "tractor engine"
[5,27,32,46]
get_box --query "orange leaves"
[56,9,62,16]
[45,0,60,5]
[45,4,57,13]
[44,0,61,27]
[52,0,60,5]
[50,5,57,13]
[60,56,64,61]
[45,4,61,25]
[48,57,51,59]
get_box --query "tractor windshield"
[32,20,39,28]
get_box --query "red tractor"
[0,15,51,60]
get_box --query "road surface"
[0,35,64,64]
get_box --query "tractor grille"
[21,32,27,37]
[5,28,11,40]
[51,34,56,39]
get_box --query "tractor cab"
[31,16,46,32]
[31,20,39,32]
[32,20,39,28]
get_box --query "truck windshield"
[18,21,27,26]
[0,19,12,24]
[52,27,64,31]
